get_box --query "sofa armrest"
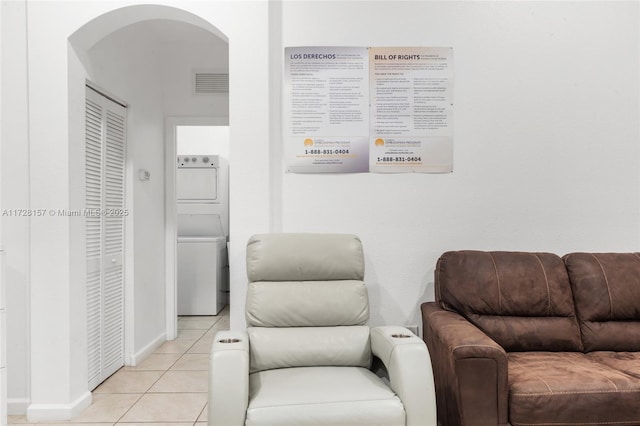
[421,302,509,426]
[371,326,437,426]
[208,330,249,426]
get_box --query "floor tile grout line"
[195,393,209,424]
[109,392,146,425]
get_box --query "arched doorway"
[68,2,229,392]
[6,1,271,421]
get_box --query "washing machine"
[176,155,229,315]
[177,238,226,315]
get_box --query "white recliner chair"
[209,233,437,426]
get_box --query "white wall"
[0,2,5,423]
[177,126,230,158]
[0,0,31,412]
[274,1,640,329]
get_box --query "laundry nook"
[176,154,229,316]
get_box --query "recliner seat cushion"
[436,250,583,351]
[564,252,640,351]
[246,366,405,426]
[508,352,640,426]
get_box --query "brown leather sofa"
[421,251,640,426]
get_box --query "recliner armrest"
[209,330,249,426]
[371,326,437,426]
[421,302,509,426]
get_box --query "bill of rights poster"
[284,46,453,173]
[369,47,453,173]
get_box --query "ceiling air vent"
[194,71,229,94]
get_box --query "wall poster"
[284,46,453,173]
[284,46,370,173]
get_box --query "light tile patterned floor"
[8,308,230,426]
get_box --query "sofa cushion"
[436,251,583,351]
[247,366,405,426]
[564,252,640,351]
[586,351,640,379]
[508,352,640,426]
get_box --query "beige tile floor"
[9,307,230,426]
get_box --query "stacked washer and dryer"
[176,155,229,315]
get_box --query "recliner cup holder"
[219,338,241,344]
[391,333,412,339]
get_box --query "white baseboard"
[26,391,91,421]
[7,398,29,415]
[126,331,166,366]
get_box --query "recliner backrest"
[245,233,371,373]
[435,250,583,352]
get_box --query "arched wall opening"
[5,1,271,420]
[68,2,229,376]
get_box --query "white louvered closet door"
[85,86,127,390]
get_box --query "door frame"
[164,116,229,340]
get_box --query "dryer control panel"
[177,155,219,168]
[176,155,219,202]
